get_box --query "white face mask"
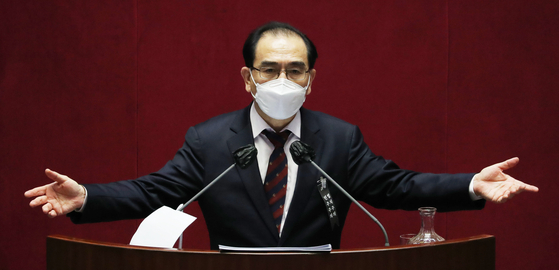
[250,72,310,120]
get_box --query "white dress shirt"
[249,103,301,236]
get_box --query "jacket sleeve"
[68,126,206,223]
[346,125,485,212]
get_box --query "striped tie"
[262,130,290,234]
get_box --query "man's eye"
[262,68,277,74]
[288,69,304,75]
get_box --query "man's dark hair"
[242,21,318,69]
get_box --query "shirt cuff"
[469,176,483,201]
[74,185,88,212]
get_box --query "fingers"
[498,188,519,203]
[42,201,52,214]
[522,183,539,193]
[40,200,60,218]
[509,178,539,194]
[493,180,538,203]
[495,157,520,171]
[493,186,514,203]
[24,169,63,198]
[24,185,47,198]
[499,190,514,203]
[45,168,66,184]
[42,202,61,218]
[29,195,48,208]
[30,195,58,217]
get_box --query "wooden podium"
[47,234,495,270]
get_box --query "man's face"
[242,33,316,96]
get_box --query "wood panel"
[47,235,495,270]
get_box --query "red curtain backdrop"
[1,0,557,269]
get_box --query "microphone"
[177,144,257,212]
[290,140,390,247]
[177,144,257,249]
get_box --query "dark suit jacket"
[69,105,484,249]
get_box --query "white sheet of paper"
[129,206,196,249]
[218,244,332,252]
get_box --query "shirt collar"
[250,103,301,139]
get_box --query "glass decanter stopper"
[409,207,445,244]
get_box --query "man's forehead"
[254,33,308,65]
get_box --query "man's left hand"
[473,157,539,203]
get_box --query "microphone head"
[290,140,316,165]
[233,144,258,169]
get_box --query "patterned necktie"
[262,129,291,234]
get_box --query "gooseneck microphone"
[177,144,258,212]
[177,144,257,249]
[290,140,390,247]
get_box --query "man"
[25,22,538,249]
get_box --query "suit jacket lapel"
[279,108,324,245]
[227,105,280,242]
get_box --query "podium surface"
[47,234,495,270]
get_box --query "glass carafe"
[409,207,445,244]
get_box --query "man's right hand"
[24,169,85,218]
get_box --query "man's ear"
[306,69,316,95]
[240,67,253,93]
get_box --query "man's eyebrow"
[259,61,279,66]
[258,61,307,68]
[288,61,307,68]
